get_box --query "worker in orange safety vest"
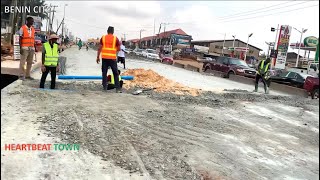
[19,16,36,80]
[96,26,121,92]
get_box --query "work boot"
[253,84,258,92]
[116,88,122,93]
[265,87,270,94]
[25,76,34,80]
[19,76,25,81]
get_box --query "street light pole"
[222,33,226,56]
[294,27,308,67]
[139,29,145,48]
[232,35,236,48]
[62,4,68,44]
[244,33,253,61]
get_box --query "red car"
[203,56,256,78]
[303,76,319,99]
[35,38,42,52]
[161,54,174,65]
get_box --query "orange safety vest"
[21,25,35,47]
[101,34,117,60]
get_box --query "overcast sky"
[45,0,319,55]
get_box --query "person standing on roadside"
[117,41,127,69]
[96,26,121,92]
[39,34,60,89]
[19,16,35,80]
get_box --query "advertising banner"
[13,35,20,60]
[275,25,292,69]
[171,34,191,46]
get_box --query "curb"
[185,64,200,72]
[173,62,185,68]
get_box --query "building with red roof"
[127,28,192,49]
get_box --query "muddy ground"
[1,79,319,180]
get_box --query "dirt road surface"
[1,47,319,180]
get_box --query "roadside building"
[191,39,262,60]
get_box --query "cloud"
[47,1,319,56]
[94,1,161,19]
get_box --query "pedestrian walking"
[19,16,36,80]
[39,34,60,89]
[117,41,127,69]
[96,26,122,93]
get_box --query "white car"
[144,49,160,60]
[133,49,143,56]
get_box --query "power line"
[219,1,310,20]
[217,1,295,19]
[218,3,319,23]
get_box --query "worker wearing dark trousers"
[96,26,121,93]
[40,34,60,89]
[254,58,271,94]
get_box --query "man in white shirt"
[117,41,127,69]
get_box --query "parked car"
[161,54,174,65]
[303,76,319,99]
[133,49,143,56]
[143,49,160,60]
[270,71,312,88]
[126,48,133,54]
[202,56,256,78]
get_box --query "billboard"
[170,34,191,46]
[275,25,292,69]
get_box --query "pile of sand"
[123,69,201,96]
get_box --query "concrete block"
[185,65,200,72]
[229,74,255,85]
[203,70,225,78]
[270,82,308,97]
[162,61,173,65]
[173,62,185,68]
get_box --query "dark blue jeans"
[102,59,119,90]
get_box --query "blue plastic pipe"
[58,75,134,80]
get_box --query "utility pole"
[222,33,226,56]
[50,5,58,34]
[232,35,236,48]
[139,29,145,48]
[62,4,68,44]
[244,33,253,61]
[122,33,127,41]
[293,27,308,67]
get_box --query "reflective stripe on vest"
[44,42,59,67]
[101,35,117,60]
[257,60,270,75]
[21,25,35,47]
[108,74,121,85]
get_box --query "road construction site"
[1,47,319,180]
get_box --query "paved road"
[53,47,287,96]
[1,47,318,179]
